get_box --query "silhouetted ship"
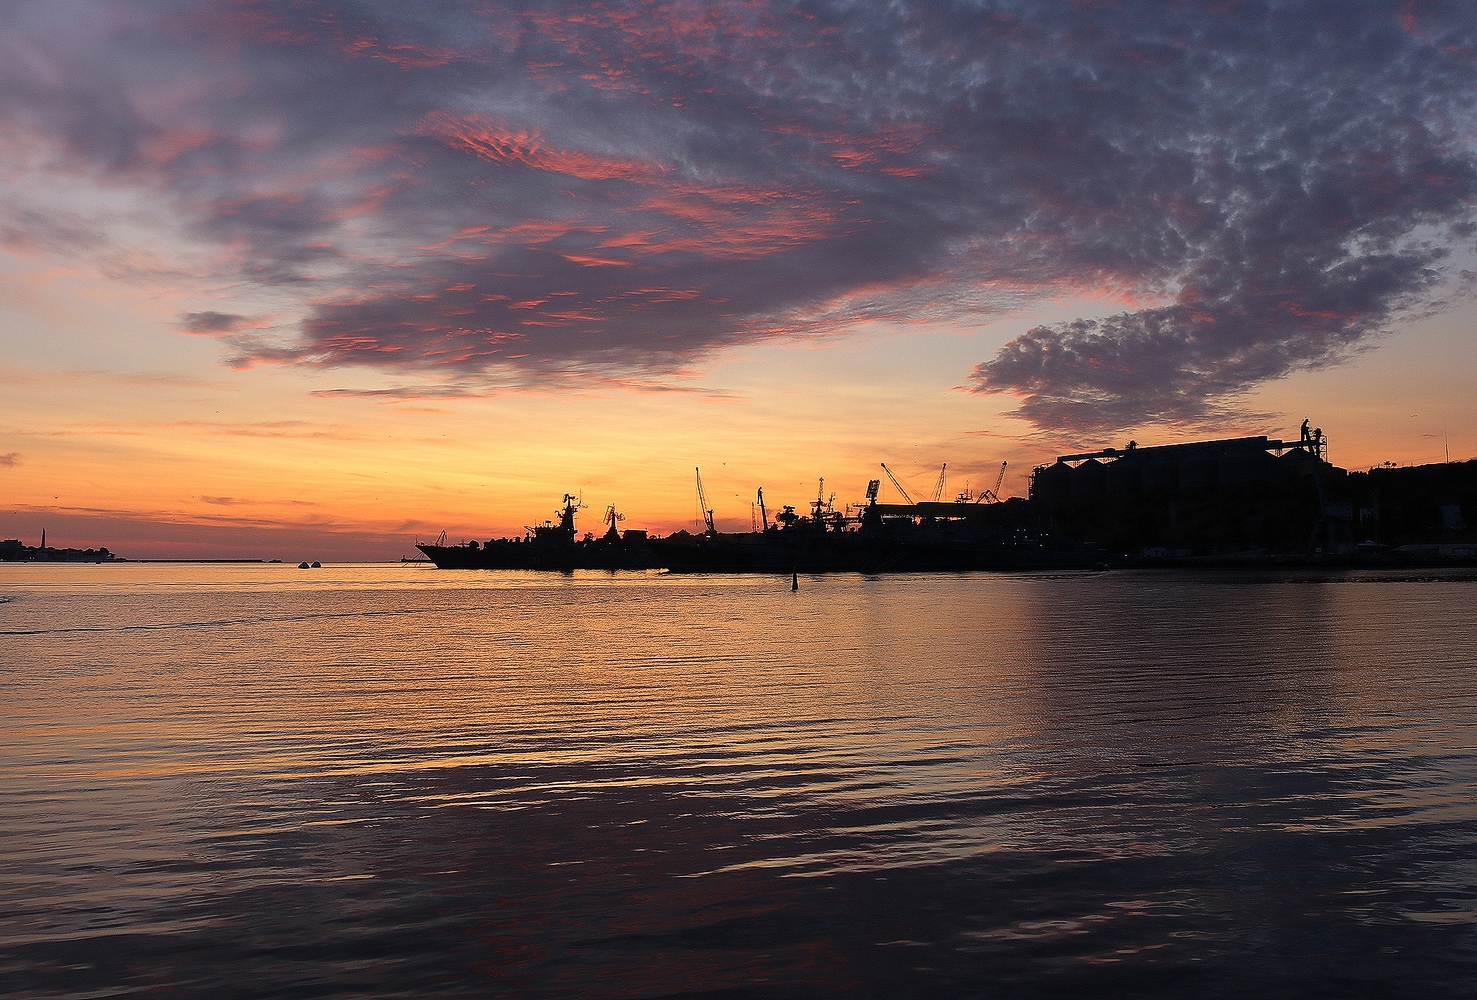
[416,484,1105,573]
[415,495,661,570]
[651,481,1104,572]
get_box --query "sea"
[2,562,1476,998]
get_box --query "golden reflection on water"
[3,563,1477,995]
[5,565,1477,820]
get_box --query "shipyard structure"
[416,422,1477,572]
[1029,430,1329,502]
[1025,425,1476,563]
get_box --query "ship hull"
[414,539,660,571]
[648,530,1106,574]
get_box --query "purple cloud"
[180,311,253,334]
[2,1,1475,430]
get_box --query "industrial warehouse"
[1028,425,1330,502]
[1021,424,1476,563]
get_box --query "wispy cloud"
[35,419,402,443]
[180,311,255,335]
[3,1,1475,431]
[0,452,19,468]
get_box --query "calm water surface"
[2,563,1476,997]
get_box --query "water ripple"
[3,563,1476,997]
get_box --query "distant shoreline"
[125,559,275,564]
[0,556,279,564]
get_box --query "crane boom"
[879,463,916,504]
[931,463,947,502]
[757,487,768,530]
[977,460,1008,503]
[695,467,716,534]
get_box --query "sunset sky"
[3,0,1476,560]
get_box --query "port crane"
[879,463,916,504]
[977,460,1008,503]
[756,487,768,530]
[931,463,947,502]
[695,467,716,535]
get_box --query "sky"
[3,0,1476,560]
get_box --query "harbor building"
[1030,428,1331,503]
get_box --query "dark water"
[3,564,1476,998]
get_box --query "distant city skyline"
[4,1,1476,560]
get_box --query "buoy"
[791,570,799,591]
[298,561,310,569]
